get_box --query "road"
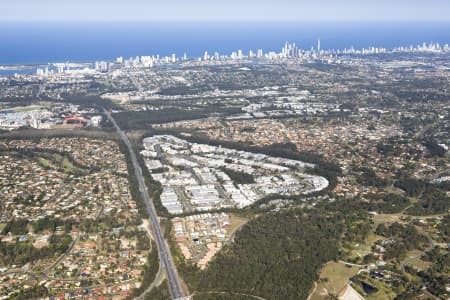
[174,186,194,213]
[2,233,80,285]
[192,291,266,300]
[136,221,166,300]
[154,144,169,165]
[41,233,80,279]
[226,219,249,245]
[136,260,165,300]
[337,260,366,268]
[306,282,317,300]
[105,110,186,300]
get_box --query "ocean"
[0,21,449,66]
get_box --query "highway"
[105,110,186,300]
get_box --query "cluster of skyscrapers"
[35,40,450,76]
[110,40,450,66]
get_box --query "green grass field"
[310,262,360,300]
[372,213,402,225]
[11,105,42,112]
[349,233,383,260]
[38,157,51,168]
[407,257,431,271]
[36,153,88,175]
[227,215,248,237]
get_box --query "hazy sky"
[2,0,450,22]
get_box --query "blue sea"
[0,21,449,67]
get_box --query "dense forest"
[1,219,29,235]
[405,246,450,298]
[220,168,255,185]
[393,174,449,215]
[394,176,426,198]
[407,185,450,215]
[355,167,389,188]
[113,106,241,130]
[184,211,342,299]
[1,217,77,235]
[62,94,121,110]
[9,285,49,300]
[0,234,72,266]
[172,199,371,300]
[375,222,429,260]
[362,192,411,214]
[437,215,450,243]
[422,139,446,157]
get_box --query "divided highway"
[106,110,185,299]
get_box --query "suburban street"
[106,110,186,300]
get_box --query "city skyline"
[2,0,450,22]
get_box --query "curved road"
[106,110,185,300]
[136,260,165,300]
